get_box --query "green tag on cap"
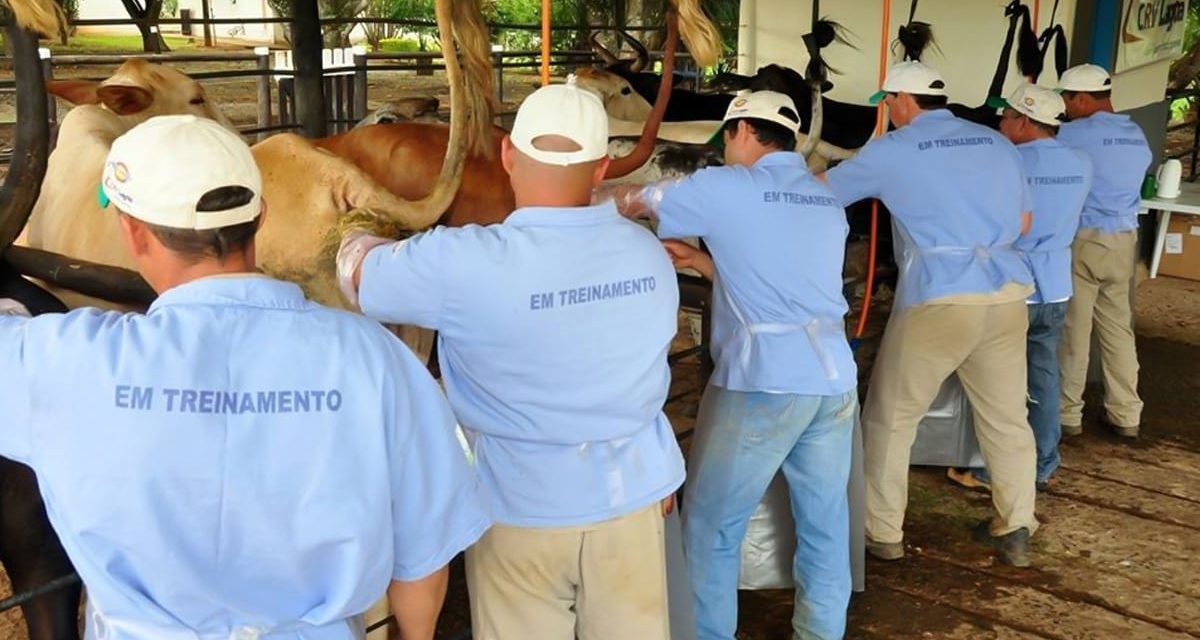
[96,183,110,209]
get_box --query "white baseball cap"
[868,61,947,105]
[987,83,1066,126]
[510,75,609,166]
[100,115,262,230]
[1057,63,1112,93]
[722,90,801,134]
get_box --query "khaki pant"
[1059,228,1143,428]
[466,504,670,640]
[863,299,1039,544]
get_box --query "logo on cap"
[733,98,747,107]
[1023,96,1035,107]
[109,161,130,183]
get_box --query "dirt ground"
[0,53,1198,640]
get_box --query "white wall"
[736,0,1163,112]
[178,0,277,42]
[77,0,141,35]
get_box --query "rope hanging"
[854,0,892,341]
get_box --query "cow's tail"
[451,0,496,159]
[2,0,65,38]
[672,0,722,68]
[603,10,679,179]
[365,0,473,228]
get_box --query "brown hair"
[141,186,260,262]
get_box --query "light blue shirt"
[1013,138,1093,304]
[655,151,857,396]
[0,276,490,640]
[1056,111,1152,234]
[825,109,1034,308]
[358,202,686,528]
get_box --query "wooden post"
[352,46,367,122]
[201,0,213,47]
[291,1,327,138]
[255,46,271,142]
[0,23,50,253]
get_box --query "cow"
[20,60,452,313]
[589,29,691,103]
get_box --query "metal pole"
[39,47,57,150]
[255,46,271,143]
[352,45,367,122]
[492,44,504,106]
[291,1,327,138]
[540,0,551,86]
[201,0,213,47]
[0,22,51,253]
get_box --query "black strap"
[908,0,920,25]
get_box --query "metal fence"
[0,16,699,159]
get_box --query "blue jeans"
[974,302,1068,485]
[683,385,857,640]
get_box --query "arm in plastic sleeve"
[0,299,32,317]
[335,230,393,308]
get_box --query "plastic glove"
[0,298,32,317]
[335,229,393,309]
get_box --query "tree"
[118,0,169,52]
[59,0,79,45]
[268,0,370,47]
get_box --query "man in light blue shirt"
[608,90,858,640]
[1055,64,1152,439]
[821,62,1039,567]
[0,115,490,640]
[950,83,1092,492]
[338,77,684,640]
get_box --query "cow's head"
[48,59,236,132]
[572,67,653,122]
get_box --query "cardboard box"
[1158,216,1200,281]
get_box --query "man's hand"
[661,493,676,517]
[662,240,715,280]
[388,566,449,640]
[1020,211,1033,236]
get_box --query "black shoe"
[1103,418,1140,439]
[972,520,1031,567]
[1036,480,1050,492]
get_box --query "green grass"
[47,34,202,54]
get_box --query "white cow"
[19,59,442,356]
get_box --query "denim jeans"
[683,385,857,640]
[974,301,1068,485]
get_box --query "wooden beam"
[292,0,328,138]
[5,246,157,307]
[0,22,50,253]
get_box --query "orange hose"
[855,0,891,339]
[540,0,551,86]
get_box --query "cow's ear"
[95,85,154,116]
[47,80,102,105]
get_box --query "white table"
[1142,181,1200,278]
